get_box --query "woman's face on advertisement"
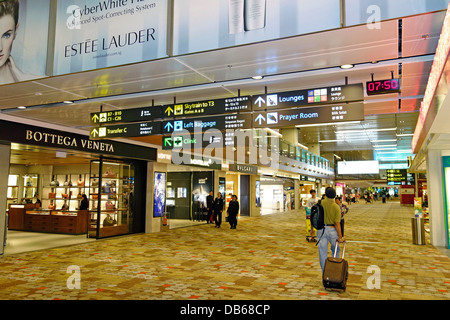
[0,15,16,67]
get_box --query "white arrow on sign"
[255,114,266,125]
[254,96,266,108]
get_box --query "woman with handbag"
[227,195,240,229]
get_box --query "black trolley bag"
[322,240,348,291]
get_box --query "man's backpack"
[310,202,325,230]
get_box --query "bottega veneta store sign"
[26,129,115,153]
[0,120,156,161]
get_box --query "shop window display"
[89,159,135,239]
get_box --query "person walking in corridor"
[206,191,214,224]
[213,192,224,228]
[317,187,344,272]
[227,195,239,229]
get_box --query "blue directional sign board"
[252,103,365,128]
[252,84,363,110]
[162,114,253,135]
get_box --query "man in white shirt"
[305,189,319,241]
[306,189,319,209]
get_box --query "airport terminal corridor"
[0,201,449,300]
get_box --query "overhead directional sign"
[90,122,162,139]
[252,84,364,110]
[163,96,251,118]
[252,103,365,128]
[90,106,162,125]
[162,133,226,150]
[162,114,253,134]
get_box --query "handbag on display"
[105,201,115,211]
[91,179,99,187]
[77,178,85,187]
[49,192,56,199]
[77,193,83,199]
[104,167,116,178]
[103,214,116,227]
[61,202,69,210]
[48,202,56,210]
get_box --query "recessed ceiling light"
[252,75,264,80]
[340,64,354,69]
[17,106,26,109]
[63,100,73,104]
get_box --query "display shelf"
[89,159,134,238]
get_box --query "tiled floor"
[0,201,449,300]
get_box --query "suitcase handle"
[334,240,346,259]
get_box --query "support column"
[426,149,447,247]
[0,143,11,255]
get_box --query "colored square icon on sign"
[174,104,183,115]
[174,121,183,131]
[99,127,106,137]
[267,112,278,124]
[267,94,278,106]
[174,136,183,147]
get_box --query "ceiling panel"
[402,11,446,57]
[176,20,399,83]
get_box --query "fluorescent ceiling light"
[319,139,345,143]
[396,133,414,137]
[296,121,361,128]
[17,106,26,109]
[63,100,74,104]
[373,144,397,148]
[336,127,397,135]
[252,75,264,80]
[374,147,397,151]
[264,128,282,137]
[297,143,309,150]
[370,139,397,143]
[340,64,354,69]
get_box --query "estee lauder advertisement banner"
[54,0,168,75]
[173,0,340,55]
[0,0,50,85]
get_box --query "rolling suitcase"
[322,241,348,291]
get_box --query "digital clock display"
[366,78,401,95]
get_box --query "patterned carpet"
[0,201,449,300]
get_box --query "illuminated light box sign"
[173,0,341,55]
[163,96,251,117]
[162,114,253,134]
[366,78,401,96]
[0,0,50,85]
[386,169,407,185]
[252,84,363,110]
[252,103,364,128]
[90,121,162,139]
[54,0,168,75]
[90,106,162,125]
[337,160,380,175]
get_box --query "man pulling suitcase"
[316,187,345,275]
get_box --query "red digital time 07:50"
[366,78,401,95]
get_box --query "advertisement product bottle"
[244,0,266,31]
[228,0,245,34]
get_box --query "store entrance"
[4,144,146,254]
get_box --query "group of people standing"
[206,192,240,229]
